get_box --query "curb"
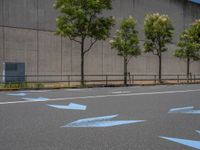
[0,82,199,92]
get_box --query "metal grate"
[6,64,18,71]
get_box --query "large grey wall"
[0,0,200,82]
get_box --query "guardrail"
[0,74,200,89]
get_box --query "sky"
[190,0,200,4]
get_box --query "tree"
[54,0,115,86]
[110,16,140,86]
[175,19,200,81]
[144,13,174,83]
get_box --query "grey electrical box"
[3,62,25,83]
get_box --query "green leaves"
[175,19,200,61]
[54,0,114,44]
[144,13,174,55]
[54,0,115,85]
[110,16,141,59]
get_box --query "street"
[0,84,200,150]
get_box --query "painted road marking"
[0,88,200,105]
[19,90,51,93]
[112,91,131,94]
[160,136,200,149]
[182,110,200,114]
[71,114,119,123]
[169,106,194,113]
[65,89,91,92]
[168,106,200,114]
[63,120,145,128]
[22,97,49,101]
[47,103,87,110]
[62,114,146,128]
[7,93,27,96]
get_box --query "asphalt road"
[0,84,200,150]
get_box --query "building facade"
[0,0,200,82]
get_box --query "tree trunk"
[81,38,85,87]
[124,57,128,86]
[158,53,162,83]
[187,57,190,83]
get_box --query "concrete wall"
[4,27,38,75]
[0,27,3,82]
[0,0,200,82]
[3,0,38,29]
[38,0,58,31]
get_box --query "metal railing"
[0,74,200,89]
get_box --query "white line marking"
[112,91,131,94]
[64,89,91,92]
[0,89,200,105]
[19,90,51,93]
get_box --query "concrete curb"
[0,82,199,92]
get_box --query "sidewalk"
[0,79,200,91]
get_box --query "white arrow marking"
[47,103,87,110]
[7,93,27,96]
[62,114,146,128]
[168,106,200,114]
[160,136,200,149]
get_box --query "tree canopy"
[54,0,114,52]
[175,19,200,61]
[110,16,140,60]
[144,13,174,55]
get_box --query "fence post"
[154,75,157,84]
[177,75,179,83]
[68,75,70,87]
[128,73,131,85]
[106,75,108,86]
[25,75,27,83]
[132,75,134,85]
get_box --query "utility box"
[3,62,25,83]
